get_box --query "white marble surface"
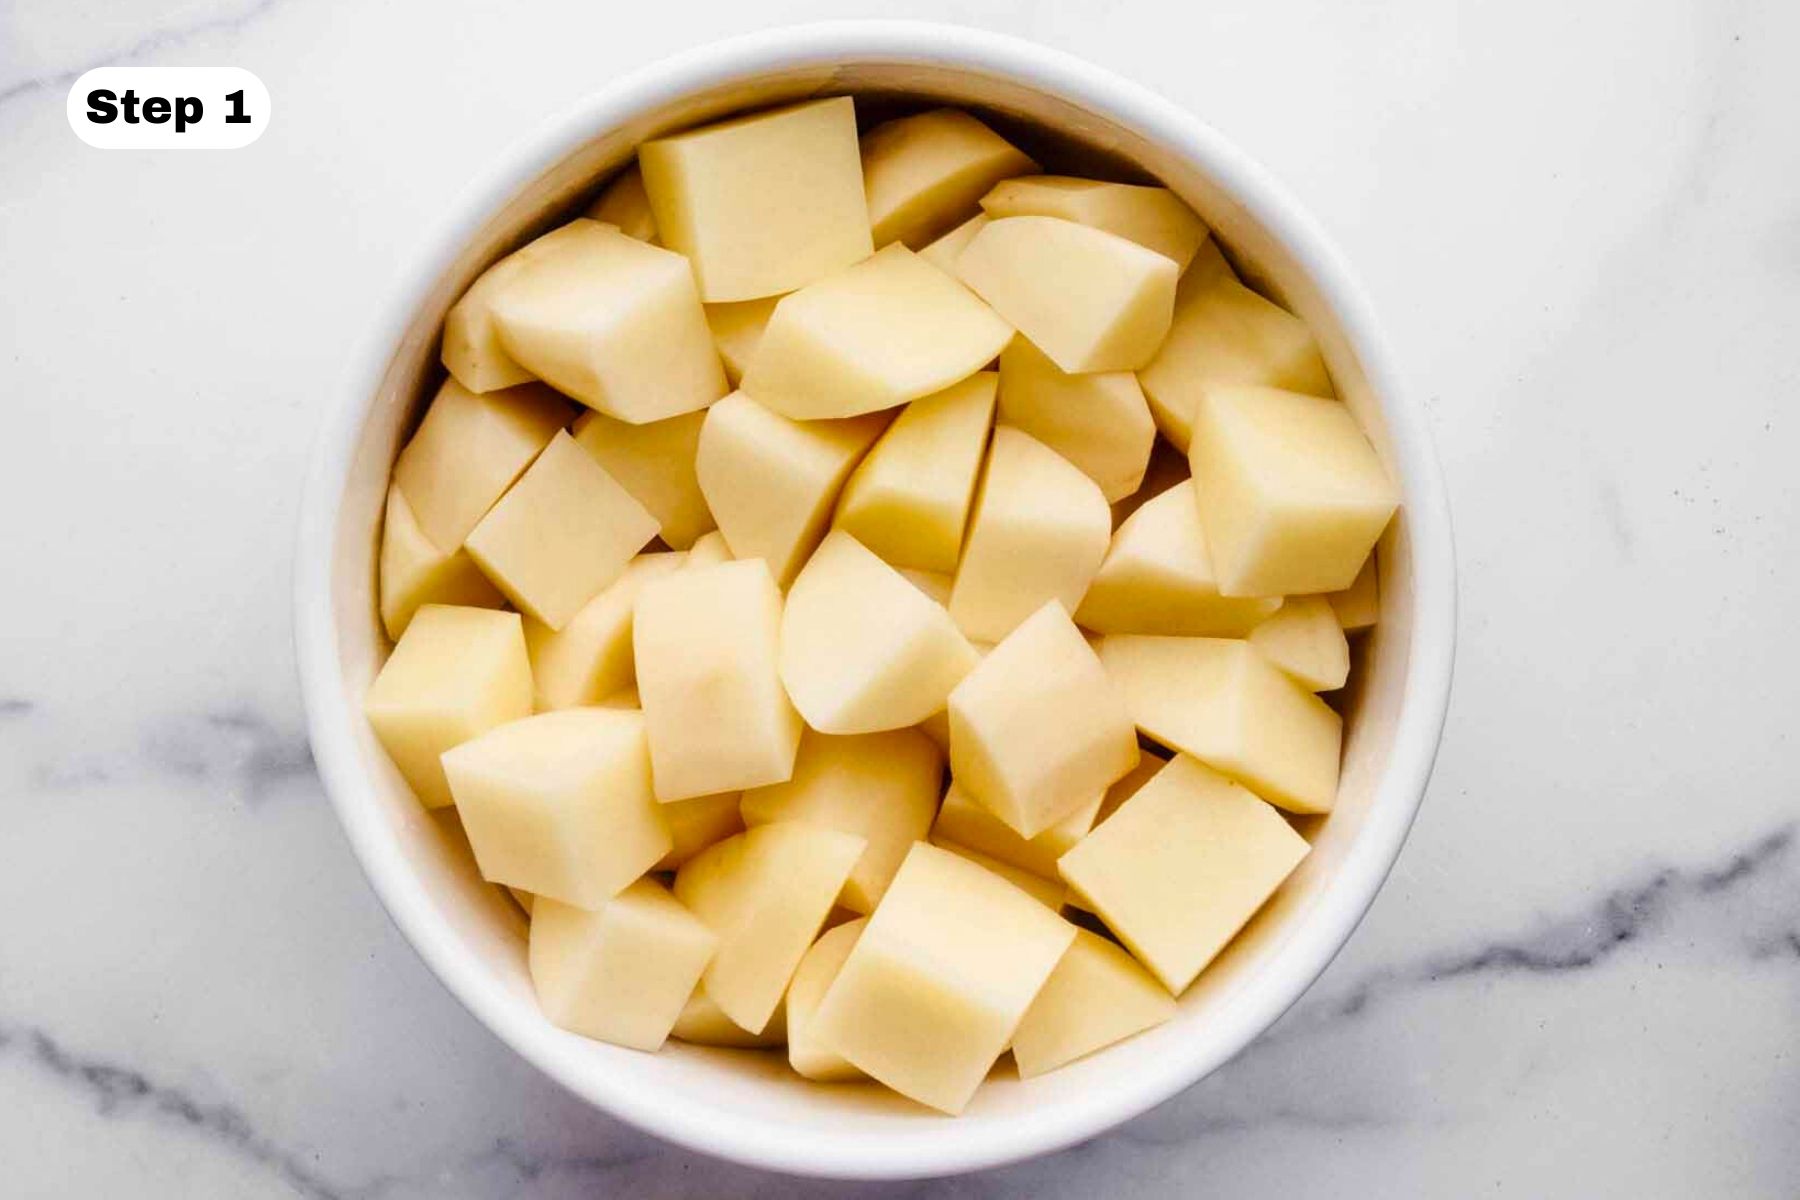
[3,0,1798,1194]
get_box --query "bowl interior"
[314,42,1430,1176]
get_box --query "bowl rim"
[295,18,1456,1180]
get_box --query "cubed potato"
[571,408,714,549]
[785,918,867,1081]
[740,728,943,913]
[1327,553,1380,632]
[931,779,1100,881]
[1138,271,1332,451]
[1097,634,1341,814]
[682,529,732,570]
[488,219,727,422]
[956,216,1177,372]
[1248,594,1349,691]
[980,175,1208,272]
[996,336,1153,503]
[364,605,531,809]
[528,880,714,1051]
[833,372,996,574]
[927,837,1067,910]
[1074,481,1284,637]
[695,392,889,586]
[378,483,504,640]
[807,842,1076,1114]
[1110,435,1189,527]
[673,823,866,1034]
[780,532,981,734]
[523,552,685,710]
[465,431,660,631]
[634,559,803,800]
[653,791,744,871]
[918,213,989,272]
[391,379,571,551]
[740,245,1013,420]
[440,235,563,393]
[442,708,672,907]
[1010,927,1175,1077]
[640,97,872,302]
[1094,748,1167,826]
[705,295,781,385]
[1189,384,1399,596]
[671,985,786,1048]
[1058,755,1308,993]
[899,567,954,606]
[949,601,1139,838]
[949,428,1110,643]
[860,108,1037,249]
[584,164,658,242]
[1185,234,1237,289]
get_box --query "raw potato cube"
[705,296,780,385]
[653,791,745,871]
[1010,928,1175,1077]
[584,164,658,242]
[1327,554,1380,632]
[442,708,672,907]
[465,431,660,631]
[634,559,803,800]
[378,483,504,640]
[900,567,954,606]
[1074,481,1284,637]
[1098,635,1341,814]
[928,837,1067,910]
[786,919,868,1080]
[949,428,1111,644]
[440,236,562,393]
[488,219,727,422]
[391,379,571,551]
[523,552,685,710]
[571,408,714,549]
[1190,384,1399,596]
[364,605,531,809]
[740,245,1014,420]
[1139,272,1332,451]
[1185,234,1237,290]
[1248,595,1350,691]
[980,175,1208,272]
[1094,748,1167,826]
[673,823,866,1034]
[996,336,1153,503]
[528,880,714,1051]
[956,216,1177,372]
[695,392,889,586]
[1058,755,1308,993]
[740,728,943,913]
[860,108,1037,249]
[672,985,787,1048]
[918,213,989,272]
[682,529,732,570]
[807,842,1076,1114]
[833,372,996,574]
[640,97,872,302]
[931,779,1100,880]
[1111,435,1189,527]
[949,601,1139,838]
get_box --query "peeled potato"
[785,918,867,1081]
[1327,553,1380,632]
[682,528,732,570]
[571,408,714,550]
[672,985,786,1048]
[980,175,1208,272]
[931,779,1100,881]
[705,295,781,385]
[918,212,989,273]
[927,836,1067,910]
[996,335,1153,503]
[860,108,1037,249]
[584,163,658,242]
[1248,594,1350,691]
[1010,927,1175,1076]
[523,551,685,711]
[378,483,504,640]
[653,791,745,871]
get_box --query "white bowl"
[295,20,1456,1180]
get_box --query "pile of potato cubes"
[363,95,1396,1115]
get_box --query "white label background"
[67,67,271,149]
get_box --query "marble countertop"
[4,1,1797,1195]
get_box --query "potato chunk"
[465,430,659,631]
[950,601,1139,838]
[1138,271,1332,450]
[442,708,672,907]
[704,295,780,385]
[956,216,1177,372]
[363,605,531,809]
[786,919,867,1081]
[640,97,872,302]
[682,529,732,570]
[528,880,714,1051]
[672,985,787,1048]
[980,176,1208,272]
[440,238,558,393]
[1327,553,1380,632]
[1098,635,1341,814]
[860,108,1037,249]
[378,483,504,640]
[1010,928,1175,1077]
[996,336,1153,503]
[949,428,1110,643]
[523,551,684,710]
[833,372,996,574]
[634,559,803,800]
[1058,756,1307,993]
[1190,384,1399,596]
[1073,481,1283,637]
[653,791,745,871]
[391,379,570,551]
[740,728,943,913]
[928,837,1067,910]
[571,408,714,550]
[695,392,889,586]
[918,212,989,272]
[740,245,1013,420]
[673,823,866,1034]
[584,163,658,242]
[808,842,1076,1114]
[488,219,727,422]
[931,779,1100,881]
[1248,595,1350,691]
